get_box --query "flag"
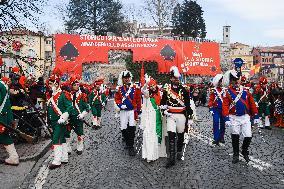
[140,62,145,86]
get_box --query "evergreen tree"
[125,53,169,85]
[65,0,126,35]
[171,3,182,35]
[172,0,206,38]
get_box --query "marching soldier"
[222,70,260,163]
[89,79,106,130]
[160,66,193,168]
[253,76,271,130]
[115,70,141,156]
[208,74,225,145]
[65,76,89,155]
[46,75,74,169]
[0,79,19,166]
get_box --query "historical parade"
[1,0,284,188]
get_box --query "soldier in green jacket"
[65,76,89,155]
[89,79,106,130]
[47,75,75,169]
[0,80,19,166]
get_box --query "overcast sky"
[40,0,284,46]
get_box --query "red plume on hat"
[70,75,81,85]
[49,74,60,83]
[1,76,10,83]
[259,76,267,85]
[12,67,20,73]
[52,67,63,77]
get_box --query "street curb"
[19,140,52,162]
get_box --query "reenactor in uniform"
[46,75,74,169]
[115,71,141,156]
[208,74,225,145]
[65,76,89,155]
[253,76,272,130]
[0,79,19,166]
[160,66,193,168]
[222,70,260,163]
[89,79,106,130]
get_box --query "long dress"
[141,87,167,162]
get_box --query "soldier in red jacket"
[208,74,225,145]
[222,70,260,164]
[115,71,141,156]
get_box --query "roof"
[254,46,284,53]
[0,28,44,36]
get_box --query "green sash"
[150,98,162,144]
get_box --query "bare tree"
[0,0,46,32]
[143,0,177,34]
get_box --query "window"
[226,35,228,37]
[262,58,265,62]
[280,68,283,75]
[226,28,229,32]
[45,40,52,45]
[28,49,36,58]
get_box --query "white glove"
[121,105,127,109]
[102,102,105,107]
[188,119,194,125]
[159,105,168,110]
[145,74,150,84]
[225,121,231,127]
[58,112,69,124]
[209,111,214,115]
[164,110,173,117]
[255,102,259,107]
[78,111,88,120]
[254,119,260,124]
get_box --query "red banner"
[55,34,220,76]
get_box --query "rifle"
[2,124,34,143]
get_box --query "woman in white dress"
[141,75,167,162]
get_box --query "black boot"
[166,132,176,168]
[241,137,252,163]
[127,126,136,156]
[121,129,128,149]
[176,133,184,160]
[231,134,240,164]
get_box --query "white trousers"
[230,114,252,137]
[120,110,135,130]
[166,114,186,133]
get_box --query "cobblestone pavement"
[22,101,284,189]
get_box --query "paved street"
[18,100,284,189]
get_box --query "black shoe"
[212,140,220,146]
[128,147,135,156]
[232,155,239,164]
[68,152,71,155]
[220,139,225,144]
[176,152,182,161]
[166,159,176,168]
[265,126,272,130]
[76,150,83,155]
[92,125,97,130]
[49,163,61,170]
[241,151,250,163]
[61,161,68,164]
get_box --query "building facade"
[0,28,55,78]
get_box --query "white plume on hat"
[223,70,238,87]
[170,66,181,78]
[212,74,223,87]
[118,70,132,86]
